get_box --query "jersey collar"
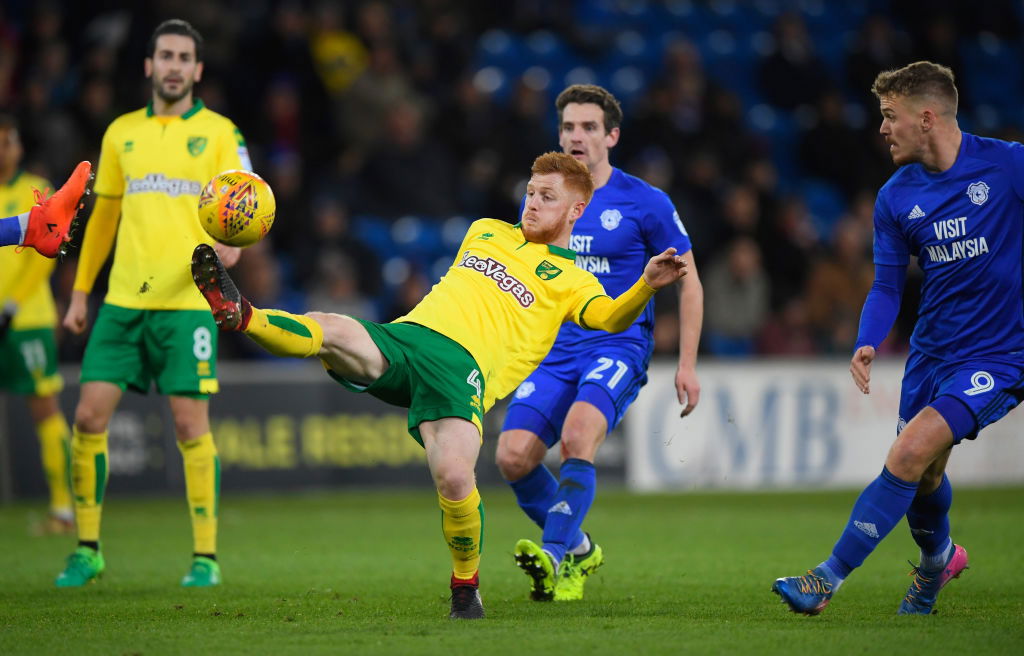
[146,98,205,120]
[511,222,578,259]
[3,169,22,187]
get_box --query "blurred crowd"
[2,0,1022,361]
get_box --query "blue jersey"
[873,132,1024,360]
[522,167,692,357]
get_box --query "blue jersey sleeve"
[642,191,692,256]
[872,190,909,266]
[854,263,906,350]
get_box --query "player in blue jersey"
[499,84,704,601]
[773,61,1024,616]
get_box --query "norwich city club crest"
[535,259,562,280]
[187,136,208,157]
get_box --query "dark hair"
[871,61,958,114]
[555,84,623,132]
[0,114,16,132]
[531,151,595,203]
[148,19,204,62]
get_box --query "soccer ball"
[197,170,276,247]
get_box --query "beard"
[153,76,193,103]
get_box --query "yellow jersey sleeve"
[397,219,608,411]
[95,102,248,310]
[0,171,58,329]
[93,123,125,198]
[576,277,657,332]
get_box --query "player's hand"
[63,290,90,335]
[0,301,16,339]
[850,345,876,394]
[213,242,242,268]
[642,248,687,290]
[675,364,700,417]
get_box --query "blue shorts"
[501,342,651,447]
[899,350,1024,444]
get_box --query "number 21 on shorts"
[586,357,629,389]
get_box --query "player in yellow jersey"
[55,19,251,588]
[189,152,687,619]
[0,115,79,534]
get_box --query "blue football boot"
[772,567,835,615]
[897,544,969,615]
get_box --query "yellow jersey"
[398,219,609,411]
[0,170,57,329]
[90,100,249,310]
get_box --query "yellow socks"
[37,413,72,516]
[178,433,220,555]
[71,429,109,542]
[244,307,323,358]
[439,488,484,580]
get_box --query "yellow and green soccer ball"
[197,170,276,247]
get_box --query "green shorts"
[0,326,63,396]
[326,320,485,445]
[81,303,219,396]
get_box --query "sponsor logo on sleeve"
[673,210,689,235]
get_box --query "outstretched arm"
[580,248,687,332]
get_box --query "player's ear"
[606,126,620,148]
[144,57,153,79]
[194,61,204,83]
[920,107,935,132]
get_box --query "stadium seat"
[801,178,846,241]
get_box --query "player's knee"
[496,432,544,481]
[560,428,603,461]
[495,443,532,481]
[172,419,207,442]
[432,464,475,500]
[887,438,932,481]
[73,402,109,434]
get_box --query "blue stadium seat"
[352,216,395,258]
[960,35,1023,121]
[801,178,846,241]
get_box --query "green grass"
[2,487,1023,655]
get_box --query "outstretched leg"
[191,244,386,383]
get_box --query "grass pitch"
[1,487,1022,655]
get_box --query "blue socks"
[907,473,953,569]
[508,464,558,529]
[1,215,24,247]
[541,458,596,564]
[823,467,919,582]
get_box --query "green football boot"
[181,556,221,587]
[55,546,105,587]
[514,539,557,601]
[554,539,605,601]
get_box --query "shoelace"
[795,570,833,595]
[903,561,937,603]
[32,187,49,205]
